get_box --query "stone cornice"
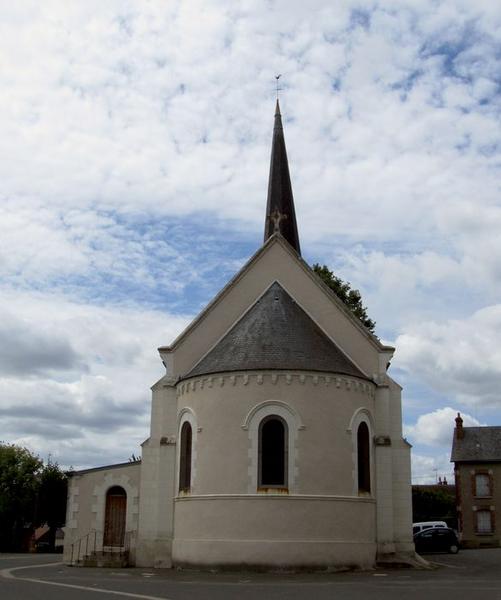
[174,493,376,503]
[176,371,375,398]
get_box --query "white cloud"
[411,452,454,485]
[0,311,84,377]
[1,1,501,467]
[0,289,190,467]
[1,1,500,241]
[405,407,481,447]
[395,306,501,409]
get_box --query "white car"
[412,521,448,535]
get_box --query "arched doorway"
[103,486,127,546]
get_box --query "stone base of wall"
[172,539,376,571]
[135,537,173,568]
[171,494,377,570]
[377,549,429,569]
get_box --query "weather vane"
[275,74,282,99]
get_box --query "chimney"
[455,412,464,439]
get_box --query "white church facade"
[64,102,415,569]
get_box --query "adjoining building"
[451,413,501,548]
[64,101,415,569]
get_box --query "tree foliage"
[0,443,42,550]
[0,443,67,551]
[37,461,68,527]
[412,487,457,525]
[312,264,376,333]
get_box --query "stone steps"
[75,550,129,568]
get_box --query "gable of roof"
[161,235,387,355]
[451,426,501,463]
[184,281,368,380]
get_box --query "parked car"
[35,541,51,552]
[412,521,448,535]
[414,527,460,554]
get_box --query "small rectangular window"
[475,473,491,497]
[476,510,493,534]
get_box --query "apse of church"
[64,102,415,570]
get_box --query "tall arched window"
[258,416,288,488]
[357,421,371,494]
[179,421,192,493]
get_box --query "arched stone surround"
[91,472,140,541]
[347,407,376,497]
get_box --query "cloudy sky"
[1,0,500,482]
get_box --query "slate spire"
[264,100,301,255]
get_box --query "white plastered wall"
[388,377,414,551]
[171,370,378,569]
[136,375,177,567]
[374,379,395,555]
[373,374,414,558]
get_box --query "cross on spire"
[270,208,288,233]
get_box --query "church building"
[64,101,415,569]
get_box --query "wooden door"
[103,486,126,547]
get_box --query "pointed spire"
[264,99,301,254]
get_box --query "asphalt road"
[1,549,501,600]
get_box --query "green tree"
[36,460,68,550]
[0,443,43,551]
[0,444,68,551]
[412,487,457,526]
[312,264,376,333]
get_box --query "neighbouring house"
[33,524,65,552]
[64,101,415,569]
[451,413,501,548]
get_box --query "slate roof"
[451,426,501,463]
[184,281,367,380]
[263,100,301,255]
[68,460,141,476]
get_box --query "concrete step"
[77,551,129,568]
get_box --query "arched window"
[103,486,126,547]
[179,421,192,493]
[357,422,371,494]
[258,416,288,488]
